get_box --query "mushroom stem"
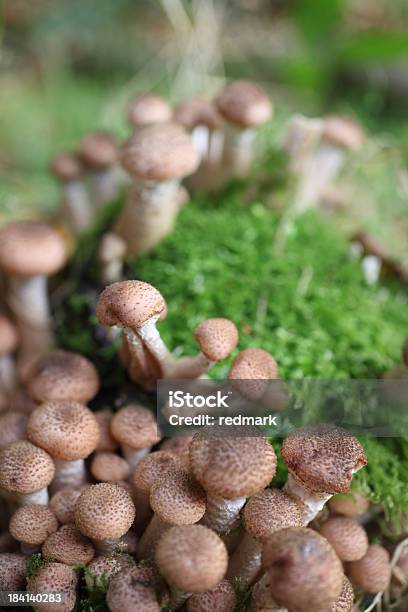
[92,168,119,208]
[138,514,169,560]
[122,444,151,474]
[16,488,49,506]
[136,316,174,375]
[227,532,262,585]
[221,126,256,179]
[201,495,246,534]
[283,473,332,525]
[63,181,93,233]
[167,352,213,379]
[51,459,87,492]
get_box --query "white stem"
[124,328,156,382]
[167,352,213,379]
[51,459,87,492]
[138,514,169,560]
[201,495,246,534]
[63,181,93,233]
[0,354,17,394]
[21,542,41,555]
[284,474,332,525]
[221,126,256,179]
[227,532,262,585]
[208,129,224,165]
[122,444,151,474]
[93,169,119,208]
[18,487,49,506]
[137,317,174,375]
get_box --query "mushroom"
[155,524,228,609]
[97,232,127,286]
[281,424,367,524]
[128,93,173,129]
[168,318,238,379]
[42,523,95,566]
[0,314,19,403]
[75,483,136,554]
[27,400,99,491]
[9,504,58,555]
[282,114,324,173]
[227,488,304,585]
[318,517,368,562]
[49,486,84,524]
[79,131,120,208]
[27,562,77,612]
[186,579,236,612]
[0,411,28,448]
[26,350,100,404]
[228,348,278,403]
[85,552,134,589]
[51,152,93,233]
[0,440,55,505]
[328,491,369,517]
[138,467,206,559]
[346,544,391,594]
[0,552,27,591]
[94,408,119,452]
[110,404,161,473]
[328,575,354,612]
[189,427,277,534]
[106,564,164,612]
[260,527,344,612]
[90,452,130,483]
[215,80,272,180]
[114,122,199,257]
[160,435,193,468]
[0,221,67,379]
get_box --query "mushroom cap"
[110,404,160,450]
[186,579,236,612]
[215,80,272,128]
[106,565,161,612]
[90,452,130,482]
[98,232,127,264]
[346,544,391,593]
[174,97,224,131]
[318,517,368,562]
[328,492,369,517]
[189,430,276,498]
[27,350,100,403]
[133,450,182,493]
[85,553,135,588]
[121,122,200,181]
[75,483,136,541]
[0,221,67,277]
[128,93,173,127]
[9,505,58,545]
[27,562,77,612]
[49,487,84,524]
[228,348,278,400]
[322,116,365,150]
[96,280,166,330]
[94,408,118,452]
[244,488,303,542]
[0,440,55,494]
[0,314,19,355]
[51,153,83,181]
[80,132,119,168]
[194,318,238,361]
[262,527,344,612]
[0,553,27,590]
[28,400,100,461]
[160,435,193,468]
[327,575,354,612]
[0,411,27,448]
[281,424,367,494]
[150,467,206,525]
[155,525,228,593]
[42,523,95,565]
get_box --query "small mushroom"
[106,564,165,612]
[27,562,77,612]
[318,516,368,562]
[228,348,278,402]
[0,314,19,403]
[9,504,58,554]
[42,523,95,566]
[80,131,120,208]
[90,452,130,483]
[97,232,127,286]
[128,93,173,129]
[28,400,99,491]
[114,123,199,257]
[75,483,136,554]
[155,524,228,609]
[0,221,67,379]
[160,435,193,468]
[94,408,119,452]
[85,552,134,589]
[49,486,84,524]
[328,491,369,517]
[186,579,236,612]
[51,152,93,233]
[345,544,391,594]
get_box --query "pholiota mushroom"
[79,131,120,208]
[42,523,95,566]
[345,544,391,594]
[228,347,278,402]
[328,491,369,518]
[318,516,368,562]
[97,232,127,286]
[85,552,135,589]
[186,579,236,612]
[106,564,166,612]
[27,562,77,612]
[49,486,84,524]
[51,152,93,234]
[90,452,130,483]
[9,504,58,555]
[128,93,173,129]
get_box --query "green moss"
[26,553,48,579]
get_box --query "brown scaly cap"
[327,576,354,612]
[228,348,278,400]
[107,565,162,612]
[281,424,367,494]
[110,404,161,450]
[75,483,136,541]
[96,280,166,330]
[0,553,27,590]
[244,488,303,542]
[345,544,391,594]
[85,553,135,588]
[80,132,119,168]
[187,579,236,612]
[174,97,224,131]
[150,467,206,525]
[160,435,193,468]
[133,450,182,494]
[27,562,77,612]
[194,318,239,361]
[215,80,272,128]
[27,350,100,403]
[128,93,173,127]
[51,153,83,182]
[318,517,368,562]
[94,408,119,452]
[0,412,28,448]
[9,505,58,545]
[49,487,84,524]
[323,116,365,151]
[189,430,276,498]
[0,221,67,277]
[121,122,200,181]
[42,524,95,566]
[90,452,130,482]
[0,441,55,495]
[262,527,344,612]
[155,525,228,593]
[328,492,369,517]
[28,401,99,461]
[0,314,19,355]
